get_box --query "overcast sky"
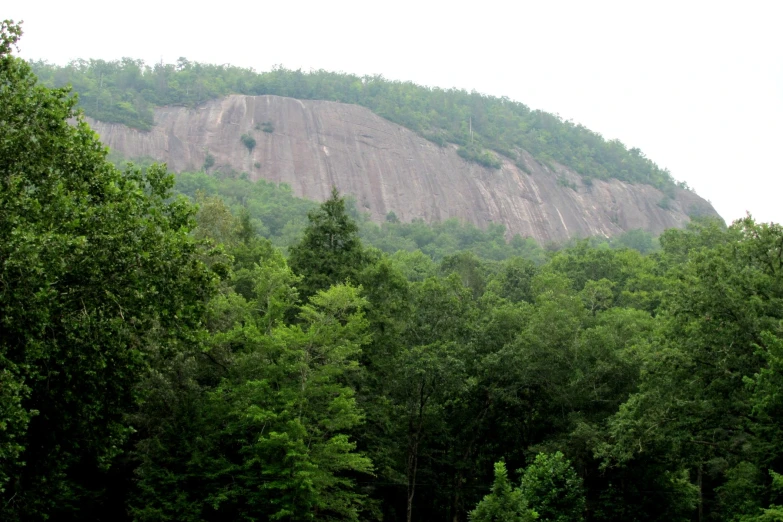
[9,0,783,224]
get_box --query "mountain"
[87,94,718,243]
[29,59,719,241]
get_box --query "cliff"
[88,94,719,243]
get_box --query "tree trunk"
[406,437,419,522]
[451,472,464,522]
[698,464,703,522]
[407,380,429,522]
[451,397,492,522]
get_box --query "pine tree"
[288,187,368,299]
[470,461,537,522]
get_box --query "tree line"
[166,168,660,262]
[4,21,783,522]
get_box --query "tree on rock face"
[288,187,369,299]
[0,20,214,520]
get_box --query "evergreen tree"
[470,461,537,522]
[288,187,369,299]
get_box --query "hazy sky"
[9,0,783,223]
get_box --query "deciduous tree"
[0,20,215,520]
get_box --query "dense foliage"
[0,21,216,519]
[169,169,658,262]
[6,20,783,522]
[30,58,680,190]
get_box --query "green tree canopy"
[0,20,215,520]
[519,452,586,522]
[470,461,537,522]
[288,187,370,299]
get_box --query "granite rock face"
[88,94,719,243]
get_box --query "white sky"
[9,0,783,224]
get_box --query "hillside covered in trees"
[30,57,682,192]
[167,168,660,262]
[6,20,783,522]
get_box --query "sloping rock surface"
[88,95,719,242]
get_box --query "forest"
[163,168,659,262]
[4,20,783,522]
[30,55,682,192]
